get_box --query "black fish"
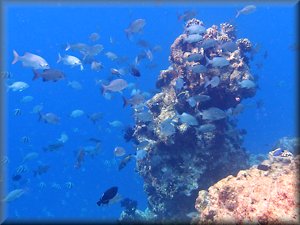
[130,66,141,77]
[118,154,133,171]
[97,186,118,206]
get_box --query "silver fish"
[91,61,103,72]
[105,52,118,61]
[21,95,34,103]
[125,19,146,39]
[68,80,82,90]
[89,32,100,42]
[123,94,145,107]
[239,79,256,89]
[57,53,83,70]
[12,50,49,69]
[101,79,128,94]
[221,41,238,52]
[199,107,227,121]
[65,43,89,52]
[160,119,175,137]
[201,39,217,50]
[190,64,207,73]
[187,53,204,62]
[205,76,220,88]
[198,124,216,133]
[184,34,203,44]
[39,112,60,124]
[8,81,29,91]
[236,5,256,18]
[206,56,229,68]
[185,24,206,35]
[2,189,26,202]
[178,112,198,126]
[135,111,153,123]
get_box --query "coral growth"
[126,18,259,222]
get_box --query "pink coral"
[195,155,300,224]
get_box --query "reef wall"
[131,18,258,222]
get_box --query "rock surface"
[195,153,299,224]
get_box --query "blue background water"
[2,2,297,222]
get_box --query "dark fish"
[33,165,50,177]
[123,127,135,142]
[87,112,103,124]
[273,148,284,157]
[118,154,133,170]
[32,69,65,82]
[97,186,118,206]
[12,174,22,181]
[257,164,270,171]
[124,19,146,40]
[43,142,64,152]
[88,137,101,143]
[130,66,141,77]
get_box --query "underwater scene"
[1,1,299,224]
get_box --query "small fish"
[236,5,256,18]
[65,43,89,52]
[190,64,207,73]
[137,39,149,48]
[31,104,43,114]
[105,51,118,61]
[8,81,29,91]
[57,132,68,143]
[118,154,134,170]
[43,142,64,152]
[178,112,198,126]
[205,56,229,68]
[15,165,28,174]
[0,156,9,165]
[74,148,85,169]
[272,148,284,157]
[201,39,217,50]
[97,186,118,206]
[89,32,100,42]
[160,119,176,137]
[123,94,145,108]
[109,120,124,128]
[125,19,146,39]
[184,34,203,44]
[32,69,65,82]
[14,108,21,116]
[238,79,256,89]
[21,95,34,103]
[87,112,103,124]
[101,79,128,94]
[33,165,50,177]
[193,94,211,103]
[221,41,238,52]
[177,10,197,22]
[22,152,39,163]
[198,124,216,133]
[199,107,227,121]
[114,146,126,157]
[39,112,60,124]
[175,77,185,90]
[80,44,104,59]
[91,61,103,72]
[130,66,141,77]
[51,183,62,190]
[65,182,74,189]
[185,24,206,35]
[111,68,126,76]
[187,53,204,62]
[135,111,153,123]
[205,76,220,88]
[12,50,49,69]
[135,149,147,161]
[57,53,83,70]
[2,189,26,202]
[70,109,84,118]
[21,136,30,144]
[68,81,82,90]
[88,137,101,144]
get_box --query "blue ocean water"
[2,2,297,222]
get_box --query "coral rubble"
[195,151,299,224]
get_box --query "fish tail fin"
[32,69,40,80]
[80,64,84,71]
[38,111,43,122]
[125,29,133,41]
[57,53,62,63]
[65,43,71,51]
[101,85,106,95]
[235,11,240,18]
[205,55,211,67]
[96,201,102,206]
[122,96,128,108]
[12,50,19,64]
